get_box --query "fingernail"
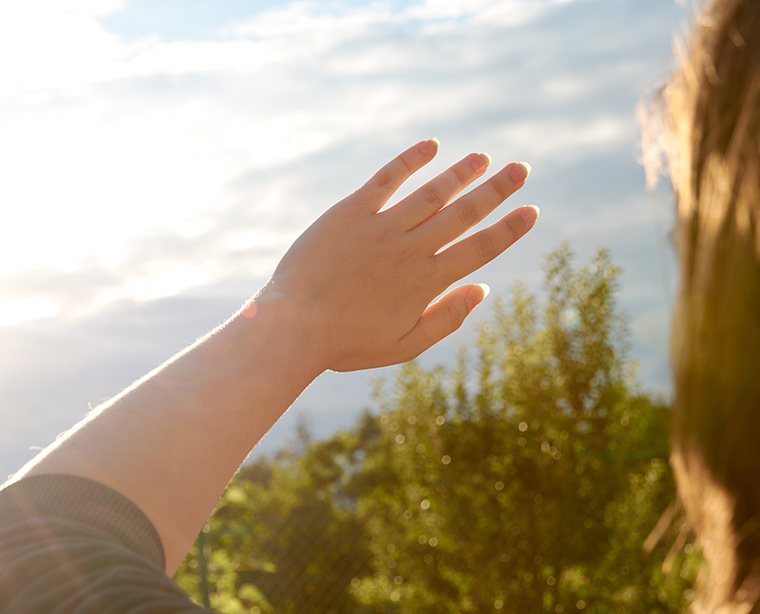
[419,137,439,156]
[471,152,491,172]
[521,205,540,223]
[510,161,531,184]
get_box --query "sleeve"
[0,474,213,614]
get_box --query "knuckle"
[399,154,415,173]
[456,201,481,228]
[424,188,445,209]
[502,213,520,241]
[375,173,394,189]
[452,165,468,187]
[397,243,418,265]
[489,176,510,201]
[475,232,498,260]
[447,302,464,332]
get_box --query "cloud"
[60,0,127,16]
[0,298,59,327]
[0,0,680,311]
[1,0,592,281]
[228,3,389,39]
[406,0,557,26]
[0,0,689,477]
[228,0,563,39]
[0,291,239,478]
[495,116,632,160]
[0,3,127,95]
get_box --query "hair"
[646,0,760,611]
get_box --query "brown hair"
[648,0,760,611]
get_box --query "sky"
[0,0,695,479]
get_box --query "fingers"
[390,152,492,229]
[416,161,531,249]
[357,138,440,214]
[434,205,540,281]
[398,284,490,360]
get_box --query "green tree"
[175,429,376,614]
[350,244,697,613]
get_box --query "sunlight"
[99,266,210,303]
[0,297,58,327]
[241,301,258,319]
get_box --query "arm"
[5,139,537,573]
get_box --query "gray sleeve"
[0,474,212,613]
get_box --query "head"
[648,0,760,611]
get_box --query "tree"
[350,244,697,613]
[175,429,377,614]
[175,244,698,613]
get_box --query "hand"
[262,138,538,372]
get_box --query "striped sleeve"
[0,474,212,614]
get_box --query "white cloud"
[59,0,127,16]
[0,101,237,273]
[229,3,389,39]
[541,76,589,101]
[0,0,522,279]
[0,297,59,327]
[406,0,549,25]
[0,0,679,312]
[226,231,292,253]
[100,265,211,303]
[495,116,633,160]
[228,0,566,41]
[0,3,128,95]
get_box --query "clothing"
[0,474,211,613]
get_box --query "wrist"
[230,287,328,382]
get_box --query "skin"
[5,139,538,573]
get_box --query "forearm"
[9,292,322,573]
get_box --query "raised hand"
[262,138,538,372]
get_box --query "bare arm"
[6,139,537,573]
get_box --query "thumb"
[464,282,490,313]
[400,283,490,359]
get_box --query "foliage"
[175,244,699,613]
[176,432,375,613]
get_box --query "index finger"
[356,138,440,214]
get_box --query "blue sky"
[0,0,694,477]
